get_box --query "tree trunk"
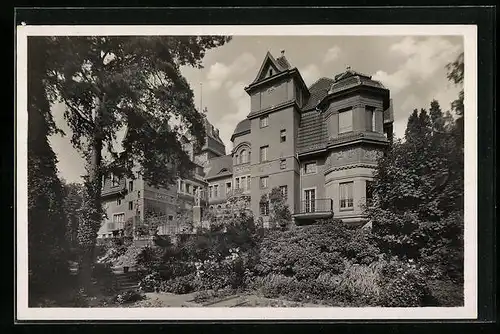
[78,97,104,293]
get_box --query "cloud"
[216,81,250,147]
[300,64,321,87]
[323,45,341,63]
[372,37,462,94]
[206,52,257,90]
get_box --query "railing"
[297,199,333,214]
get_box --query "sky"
[48,35,463,184]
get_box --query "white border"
[16,25,477,321]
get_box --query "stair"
[112,270,141,292]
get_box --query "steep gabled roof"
[204,155,233,180]
[276,54,291,70]
[250,51,289,85]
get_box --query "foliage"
[368,100,463,286]
[426,279,464,306]
[92,262,119,295]
[255,220,379,280]
[123,218,134,237]
[446,51,464,117]
[268,187,293,230]
[374,103,463,221]
[28,36,70,299]
[162,273,197,294]
[115,290,145,305]
[62,181,85,247]
[30,35,231,290]
[376,258,429,307]
[138,271,165,293]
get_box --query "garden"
[62,207,462,308]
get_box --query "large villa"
[98,50,394,237]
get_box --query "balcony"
[293,199,334,221]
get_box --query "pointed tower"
[243,50,310,220]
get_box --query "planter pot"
[123,266,130,273]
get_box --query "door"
[304,189,316,213]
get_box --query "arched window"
[235,154,239,164]
[240,149,248,164]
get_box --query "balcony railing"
[294,199,334,220]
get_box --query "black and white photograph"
[16,23,478,320]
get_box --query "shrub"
[163,273,196,294]
[377,258,429,307]
[115,290,145,305]
[91,262,118,295]
[138,271,165,293]
[426,279,464,306]
[135,246,164,273]
[255,220,378,280]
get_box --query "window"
[260,145,269,162]
[269,68,273,76]
[366,180,374,207]
[128,201,133,210]
[280,129,287,142]
[113,213,125,223]
[235,178,240,190]
[280,159,286,170]
[339,108,353,133]
[304,189,316,213]
[186,184,191,194]
[111,173,120,186]
[260,115,269,128]
[226,182,232,194]
[240,149,248,164]
[304,162,317,174]
[235,154,239,164]
[260,176,269,189]
[340,182,354,209]
[168,215,173,221]
[279,185,288,200]
[214,185,219,197]
[137,190,141,198]
[260,201,270,216]
[208,186,213,198]
[128,180,134,192]
[241,176,246,190]
[366,106,376,132]
[247,176,251,190]
[117,198,122,206]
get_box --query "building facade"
[208,51,394,225]
[98,50,394,237]
[97,118,227,238]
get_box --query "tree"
[27,37,69,300]
[368,101,464,280]
[33,36,232,291]
[446,52,464,147]
[446,52,464,117]
[267,187,293,230]
[62,181,85,248]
